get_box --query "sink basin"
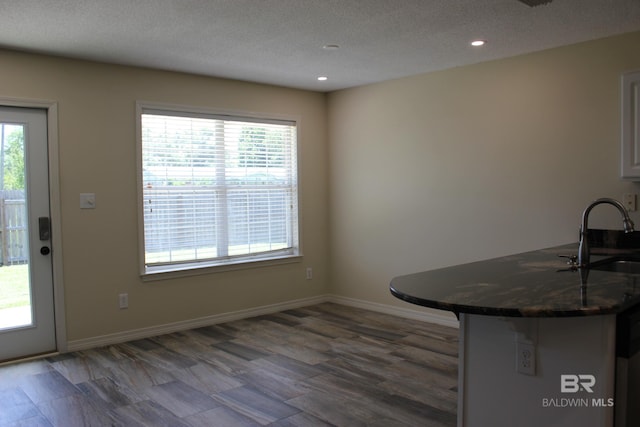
[590,258,640,274]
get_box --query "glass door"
[0,107,55,361]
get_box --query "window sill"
[140,253,303,282]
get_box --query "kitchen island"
[390,242,640,427]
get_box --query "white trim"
[0,97,66,353]
[141,254,303,282]
[326,295,460,329]
[135,102,145,277]
[47,103,66,352]
[135,101,303,279]
[621,70,640,179]
[135,101,301,125]
[66,294,458,352]
[66,294,329,352]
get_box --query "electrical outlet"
[119,293,128,309]
[516,341,536,375]
[624,193,637,212]
[306,267,313,280]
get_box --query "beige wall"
[327,31,640,315]
[0,50,328,342]
[3,30,640,344]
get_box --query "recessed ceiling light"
[317,76,328,81]
[322,44,340,50]
[471,40,486,47]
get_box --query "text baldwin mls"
[542,397,614,408]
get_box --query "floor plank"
[0,302,458,426]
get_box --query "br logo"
[560,374,596,393]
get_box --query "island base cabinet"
[458,313,616,427]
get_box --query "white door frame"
[0,97,66,355]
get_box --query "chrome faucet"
[578,198,635,268]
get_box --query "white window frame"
[136,102,302,280]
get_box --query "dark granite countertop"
[390,236,640,317]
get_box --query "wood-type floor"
[0,303,458,426]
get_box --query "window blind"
[140,108,298,272]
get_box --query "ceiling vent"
[517,0,553,6]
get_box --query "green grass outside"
[0,264,30,309]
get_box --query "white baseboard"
[66,294,329,352]
[326,295,459,329]
[66,294,458,352]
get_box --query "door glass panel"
[0,123,32,330]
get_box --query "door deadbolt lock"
[40,246,50,255]
[38,217,50,241]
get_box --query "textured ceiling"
[0,0,639,92]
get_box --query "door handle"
[40,246,50,255]
[38,217,50,241]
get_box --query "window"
[137,105,299,276]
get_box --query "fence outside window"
[139,106,299,274]
[0,190,27,266]
[143,184,291,266]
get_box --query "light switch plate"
[80,193,96,209]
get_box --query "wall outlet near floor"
[516,341,536,375]
[306,267,313,280]
[118,293,128,309]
